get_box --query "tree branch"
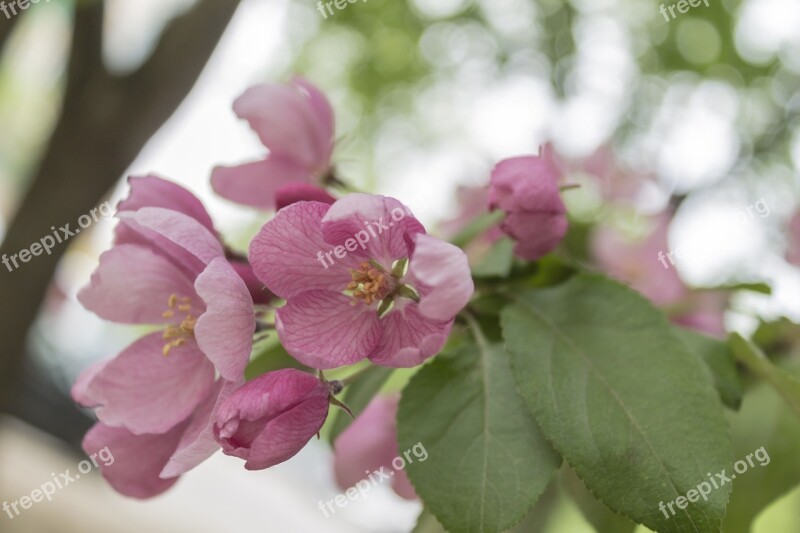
[0,0,242,410]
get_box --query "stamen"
[161,294,197,355]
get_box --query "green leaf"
[676,328,743,410]
[397,337,561,533]
[561,466,637,533]
[730,333,800,419]
[413,508,448,533]
[449,210,505,249]
[245,340,307,380]
[501,274,733,533]
[722,365,800,533]
[326,365,394,444]
[700,282,772,295]
[472,238,515,278]
[505,481,560,533]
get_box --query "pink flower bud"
[212,369,331,470]
[489,148,568,261]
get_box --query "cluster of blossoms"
[71,77,573,498]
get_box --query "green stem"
[730,333,800,418]
[341,365,376,386]
[450,210,506,249]
[461,310,490,351]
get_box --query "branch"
[0,0,242,410]
[0,6,22,53]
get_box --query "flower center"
[345,259,419,318]
[161,293,196,356]
[346,262,393,306]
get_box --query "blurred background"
[0,0,799,531]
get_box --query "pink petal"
[502,210,569,261]
[244,392,329,470]
[321,193,426,266]
[83,422,184,499]
[233,83,331,172]
[292,77,335,163]
[71,359,110,407]
[160,380,241,478]
[86,332,216,434]
[124,207,223,266]
[409,233,474,321]
[118,175,216,234]
[78,244,198,325]
[114,218,207,279]
[211,157,311,210]
[489,154,564,213]
[369,304,452,367]
[276,291,382,369]
[392,469,418,500]
[334,395,399,490]
[249,201,357,299]
[213,369,330,470]
[194,258,255,382]
[229,260,273,304]
[275,182,336,210]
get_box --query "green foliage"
[561,466,637,533]
[501,274,733,533]
[730,333,800,419]
[398,338,561,533]
[677,328,743,410]
[327,365,394,444]
[244,339,307,380]
[722,365,800,533]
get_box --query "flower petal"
[160,380,241,478]
[229,259,273,304]
[118,175,216,234]
[114,218,207,279]
[78,244,198,325]
[369,304,452,367]
[321,194,426,266]
[244,393,329,470]
[276,290,381,369]
[275,182,336,210]
[409,233,474,322]
[211,157,311,210]
[83,423,184,499]
[249,201,356,299]
[194,258,255,382]
[71,359,110,407]
[334,395,399,490]
[502,210,569,261]
[232,82,330,171]
[86,332,216,434]
[293,77,335,164]
[124,207,223,266]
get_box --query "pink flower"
[333,395,416,500]
[212,369,331,470]
[116,175,272,304]
[786,212,800,267]
[249,193,474,369]
[489,147,569,260]
[590,211,687,307]
[72,184,257,495]
[211,78,335,210]
[78,379,239,498]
